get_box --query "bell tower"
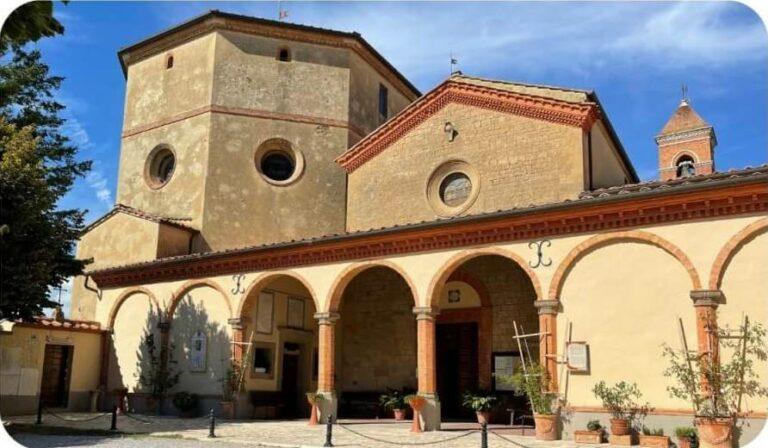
[655,92,717,181]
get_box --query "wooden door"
[40,345,73,408]
[281,352,301,418]
[437,322,478,420]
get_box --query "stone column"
[413,306,441,431]
[534,299,559,392]
[690,290,723,396]
[314,312,340,422]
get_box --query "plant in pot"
[662,318,768,448]
[137,333,180,414]
[674,427,697,448]
[509,362,560,441]
[219,361,242,419]
[462,391,497,425]
[379,388,407,420]
[405,394,426,433]
[172,391,199,418]
[591,381,650,437]
[639,426,670,448]
[306,392,324,426]
[574,420,604,444]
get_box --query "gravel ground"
[7,434,243,448]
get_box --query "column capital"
[413,307,440,320]
[534,299,560,315]
[228,317,244,330]
[314,312,340,325]
[690,290,724,307]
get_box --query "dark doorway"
[40,345,73,408]
[281,343,301,418]
[437,322,478,420]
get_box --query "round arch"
[427,247,543,308]
[107,287,161,331]
[548,230,702,300]
[445,270,492,308]
[327,261,419,313]
[236,270,319,318]
[709,218,768,290]
[166,279,233,322]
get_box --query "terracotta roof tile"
[659,100,710,135]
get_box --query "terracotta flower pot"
[476,411,491,425]
[677,436,692,448]
[394,409,406,421]
[695,417,733,448]
[639,435,670,448]
[574,430,602,444]
[308,404,319,426]
[220,401,235,419]
[534,413,559,441]
[610,418,631,436]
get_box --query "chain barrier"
[490,430,535,448]
[337,422,478,446]
[43,409,111,423]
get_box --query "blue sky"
[26,1,768,310]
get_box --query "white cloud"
[86,168,113,208]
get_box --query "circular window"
[255,138,304,186]
[145,146,175,189]
[426,160,480,217]
[439,172,472,207]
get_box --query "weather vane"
[450,52,459,76]
[681,83,689,103]
[278,0,289,21]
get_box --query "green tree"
[1,2,91,320]
[1,1,64,53]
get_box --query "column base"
[420,396,441,431]
[317,391,338,423]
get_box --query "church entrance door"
[437,322,478,420]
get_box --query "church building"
[14,9,766,443]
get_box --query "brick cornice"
[90,180,767,289]
[335,80,600,173]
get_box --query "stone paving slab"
[4,413,631,448]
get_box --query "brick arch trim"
[548,230,702,300]
[428,247,543,308]
[166,279,233,322]
[107,287,161,331]
[709,218,768,290]
[236,270,319,318]
[327,260,419,313]
[445,271,492,308]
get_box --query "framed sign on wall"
[189,330,207,372]
[287,297,305,329]
[256,291,274,334]
[566,341,589,373]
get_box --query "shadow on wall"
[164,293,231,416]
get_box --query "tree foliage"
[0,2,91,321]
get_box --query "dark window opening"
[378,84,389,119]
[260,151,295,181]
[166,55,174,69]
[278,48,291,62]
[253,347,274,374]
[675,155,696,178]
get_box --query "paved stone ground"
[4,412,621,448]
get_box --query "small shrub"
[379,388,407,410]
[462,391,498,412]
[586,420,602,431]
[508,363,558,415]
[674,427,696,439]
[306,392,324,406]
[592,381,650,422]
[641,426,664,436]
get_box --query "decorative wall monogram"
[231,274,246,295]
[528,240,552,268]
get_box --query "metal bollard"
[35,396,43,425]
[481,422,488,448]
[208,408,216,438]
[323,414,333,447]
[110,405,117,431]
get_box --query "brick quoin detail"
[548,230,702,300]
[708,218,768,290]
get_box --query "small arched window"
[675,155,696,178]
[166,55,174,69]
[277,48,291,62]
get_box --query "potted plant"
[662,319,768,448]
[674,427,696,448]
[220,361,242,419]
[137,333,180,414]
[462,391,497,425]
[379,388,407,420]
[574,420,603,444]
[405,394,426,433]
[306,392,324,426]
[639,426,670,448]
[172,391,199,417]
[592,381,650,437]
[509,363,559,441]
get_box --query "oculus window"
[439,172,472,207]
[145,145,175,189]
[254,138,305,186]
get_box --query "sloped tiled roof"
[659,100,710,135]
[82,203,197,234]
[451,75,591,104]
